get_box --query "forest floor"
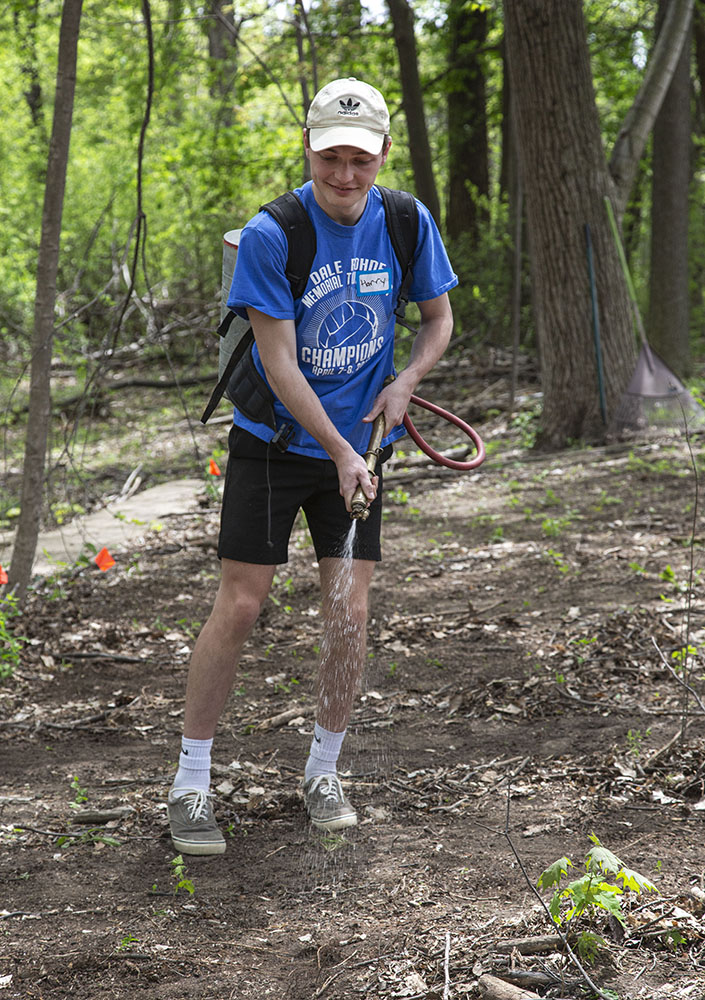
[2,354,705,1000]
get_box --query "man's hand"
[331,442,378,513]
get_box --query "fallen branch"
[477,974,540,999]
[70,807,134,824]
[443,930,451,1000]
[492,934,563,955]
[251,704,315,732]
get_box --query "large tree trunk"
[387,0,441,226]
[9,0,83,602]
[504,0,636,446]
[648,0,692,378]
[446,0,489,243]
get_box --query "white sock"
[304,722,346,784]
[172,736,213,796]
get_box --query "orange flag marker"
[209,459,222,476]
[0,565,8,585]
[95,547,115,572]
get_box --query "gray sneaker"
[303,774,358,831]
[167,788,226,856]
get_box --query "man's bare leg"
[181,558,277,739]
[302,557,374,830]
[315,556,375,733]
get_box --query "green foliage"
[538,833,658,944]
[0,594,26,679]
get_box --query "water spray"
[350,384,486,521]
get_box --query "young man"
[167,78,457,855]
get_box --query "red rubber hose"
[403,394,485,470]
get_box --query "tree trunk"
[648,1,692,377]
[8,0,83,602]
[13,0,45,136]
[207,0,238,129]
[386,0,442,226]
[294,0,317,184]
[446,0,489,243]
[504,0,636,447]
[609,0,694,221]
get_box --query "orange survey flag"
[95,547,115,571]
[209,459,221,476]
[0,565,8,585]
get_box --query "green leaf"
[537,856,573,889]
[587,843,623,876]
[587,835,657,893]
[615,864,657,894]
[548,891,563,925]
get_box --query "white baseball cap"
[306,78,390,155]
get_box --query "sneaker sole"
[170,835,226,856]
[309,812,358,832]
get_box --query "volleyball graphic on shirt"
[317,300,379,350]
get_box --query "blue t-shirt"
[228,181,458,459]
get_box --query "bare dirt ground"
[2,368,705,1000]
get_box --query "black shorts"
[217,427,391,565]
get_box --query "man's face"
[304,133,390,225]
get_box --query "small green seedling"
[117,934,138,952]
[538,833,657,960]
[70,776,89,807]
[626,728,651,758]
[671,645,697,672]
[171,855,195,895]
[320,832,348,852]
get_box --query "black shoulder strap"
[260,191,317,300]
[376,185,419,323]
[200,320,254,424]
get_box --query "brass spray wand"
[350,411,387,521]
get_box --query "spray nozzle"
[350,410,387,521]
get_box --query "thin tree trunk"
[648,1,692,377]
[208,0,238,130]
[386,0,441,226]
[609,0,694,221]
[9,0,83,602]
[14,0,45,136]
[446,0,489,243]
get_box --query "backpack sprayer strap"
[200,314,254,425]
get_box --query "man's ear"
[380,137,392,165]
[303,128,311,156]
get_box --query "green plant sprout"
[545,549,571,574]
[70,776,89,807]
[55,828,121,848]
[671,644,697,671]
[171,855,195,895]
[626,728,651,757]
[537,833,657,960]
[320,832,348,852]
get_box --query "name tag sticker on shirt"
[357,269,391,296]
